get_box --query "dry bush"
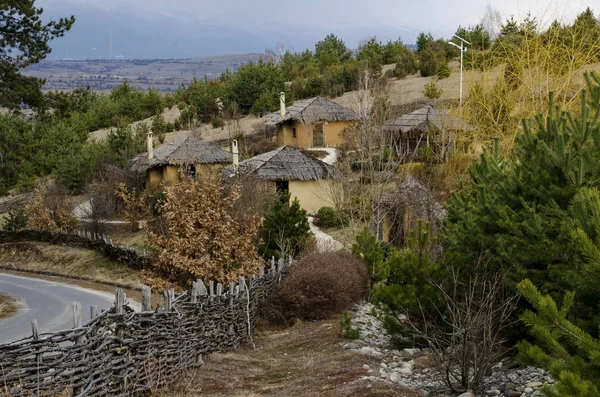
[83,166,128,234]
[405,260,518,394]
[463,18,600,155]
[115,183,148,231]
[25,183,77,232]
[269,251,368,322]
[230,174,278,221]
[242,136,279,158]
[145,175,263,289]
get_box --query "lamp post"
[448,34,470,111]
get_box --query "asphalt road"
[0,273,116,345]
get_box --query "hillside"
[23,54,264,93]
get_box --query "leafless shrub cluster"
[406,260,518,394]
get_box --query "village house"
[382,104,473,157]
[132,134,232,190]
[224,146,338,213]
[266,93,358,148]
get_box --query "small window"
[292,128,297,138]
[275,180,289,194]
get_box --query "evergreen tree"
[315,34,352,68]
[444,73,600,333]
[0,1,75,109]
[357,37,384,77]
[518,279,600,397]
[416,32,434,53]
[258,193,311,260]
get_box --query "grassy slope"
[0,242,142,288]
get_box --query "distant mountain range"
[38,0,420,60]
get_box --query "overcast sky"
[39,0,600,58]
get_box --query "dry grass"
[96,222,147,248]
[165,319,421,397]
[0,242,142,288]
[0,292,17,320]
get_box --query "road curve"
[0,273,116,345]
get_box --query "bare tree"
[481,4,503,41]
[264,41,289,66]
[406,260,518,394]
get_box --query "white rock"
[389,372,400,383]
[458,392,475,397]
[399,367,412,375]
[527,382,543,388]
[403,348,419,357]
[524,387,534,393]
[362,364,370,370]
[486,390,501,396]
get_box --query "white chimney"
[147,130,154,160]
[232,139,239,170]
[280,92,286,117]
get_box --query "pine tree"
[518,279,600,397]
[258,193,310,260]
[445,72,600,293]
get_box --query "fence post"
[90,305,98,320]
[197,279,208,296]
[228,282,235,306]
[73,301,82,328]
[115,288,125,314]
[73,301,83,394]
[190,281,199,304]
[31,319,41,365]
[141,285,152,312]
[216,283,223,303]
[162,289,171,312]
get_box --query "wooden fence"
[0,230,152,270]
[0,258,291,396]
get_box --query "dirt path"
[167,319,421,397]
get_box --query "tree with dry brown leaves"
[144,175,263,289]
[25,183,77,232]
[115,183,148,231]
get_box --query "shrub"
[316,206,347,228]
[2,208,28,231]
[258,193,311,260]
[394,52,418,79]
[271,251,368,321]
[340,311,360,339]
[436,62,451,79]
[424,79,443,99]
[418,48,438,77]
[211,116,224,129]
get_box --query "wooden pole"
[141,286,152,311]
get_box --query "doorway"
[313,122,324,147]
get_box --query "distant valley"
[23,54,264,92]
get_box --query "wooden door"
[313,122,324,147]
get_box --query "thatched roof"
[382,104,473,137]
[223,146,335,181]
[265,97,358,126]
[132,136,232,172]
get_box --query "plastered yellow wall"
[289,180,336,214]
[145,163,229,190]
[276,121,353,148]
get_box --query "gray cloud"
[38,0,599,58]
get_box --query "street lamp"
[448,34,470,111]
